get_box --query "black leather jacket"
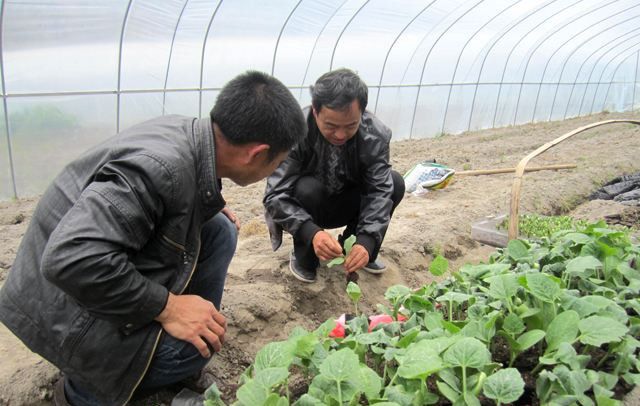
[0,115,225,405]
[263,108,394,256]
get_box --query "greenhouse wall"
[1,0,639,200]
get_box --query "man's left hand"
[221,207,240,231]
[344,244,369,273]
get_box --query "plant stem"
[337,379,343,404]
[462,367,467,395]
[449,299,453,322]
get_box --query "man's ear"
[245,143,270,164]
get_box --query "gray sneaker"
[289,251,317,283]
[363,258,386,274]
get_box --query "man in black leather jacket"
[0,71,306,405]
[264,69,404,283]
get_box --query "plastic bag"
[403,161,455,194]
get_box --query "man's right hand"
[312,230,343,261]
[155,293,226,358]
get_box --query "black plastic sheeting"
[590,173,640,205]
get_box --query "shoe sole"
[363,266,386,275]
[289,259,316,283]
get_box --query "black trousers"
[292,170,405,269]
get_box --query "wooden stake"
[508,119,640,241]
[456,164,576,176]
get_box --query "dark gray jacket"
[263,108,393,256]
[0,115,225,405]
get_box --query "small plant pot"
[471,214,508,247]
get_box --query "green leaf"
[545,310,580,352]
[502,313,525,336]
[319,348,360,382]
[343,235,356,255]
[562,232,593,245]
[384,285,412,305]
[487,274,519,301]
[293,394,325,405]
[254,367,289,389]
[507,239,530,261]
[429,255,449,276]
[254,341,295,371]
[346,281,361,304]
[327,256,345,268]
[292,332,318,360]
[483,368,525,403]
[436,380,460,402]
[526,273,560,303]
[516,329,545,351]
[578,316,629,347]
[264,393,289,406]
[204,382,225,406]
[236,379,268,405]
[565,256,602,276]
[358,364,382,400]
[436,291,472,304]
[397,340,443,379]
[443,337,491,370]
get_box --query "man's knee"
[202,213,238,255]
[293,176,326,208]
[391,170,405,207]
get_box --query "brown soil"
[1,111,639,405]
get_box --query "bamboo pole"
[508,119,640,241]
[456,164,576,176]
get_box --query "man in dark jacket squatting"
[0,71,306,405]
[263,68,405,283]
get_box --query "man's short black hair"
[310,68,368,113]
[211,71,306,161]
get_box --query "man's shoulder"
[359,111,391,142]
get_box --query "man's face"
[313,99,361,146]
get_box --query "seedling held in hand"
[327,235,359,283]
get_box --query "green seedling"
[346,281,361,316]
[327,235,356,268]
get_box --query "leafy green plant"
[327,235,356,268]
[499,214,589,239]
[222,221,640,405]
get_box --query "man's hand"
[221,207,240,231]
[312,231,343,261]
[155,293,226,358]
[344,244,369,273]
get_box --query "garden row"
[206,220,640,406]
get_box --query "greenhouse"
[0,1,639,405]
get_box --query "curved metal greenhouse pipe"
[271,0,304,75]
[298,0,349,100]
[441,0,526,135]
[198,1,224,118]
[408,0,484,139]
[635,51,639,111]
[491,0,583,128]
[577,35,640,115]
[512,0,620,126]
[373,1,437,115]
[0,0,17,197]
[560,26,640,119]
[329,0,370,71]
[588,42,640,114]
[468,0,560,132]
[116,0,134,133]
[162,0,189,115]
[536,6,640,122]
[601,51,640,110]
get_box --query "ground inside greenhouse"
[1,111,640,405]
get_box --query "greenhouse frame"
[1,0,639,200]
